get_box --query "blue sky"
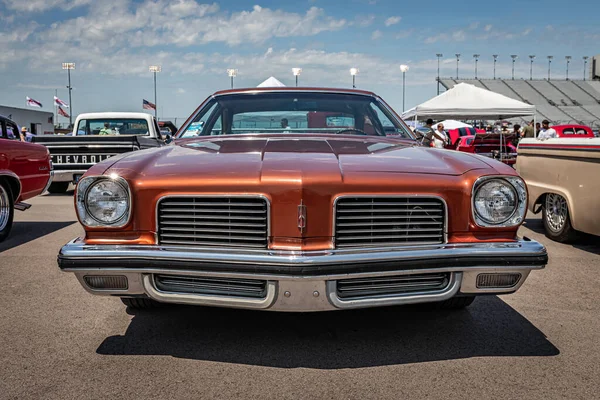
[1,0,598,125]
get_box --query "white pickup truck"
[33,112,170,193]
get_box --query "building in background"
[0,105,54,135]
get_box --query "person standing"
[432,123,449,149]
[521,120,535,138]
[537,120,558,140]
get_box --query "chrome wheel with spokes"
[542,193,577,243]
[0,183,14,242]
[545,193,568,232]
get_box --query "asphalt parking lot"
[0,192,598,400]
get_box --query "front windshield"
[179,92,414,139]
[76,119,150,136]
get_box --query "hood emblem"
[297,200,307,233]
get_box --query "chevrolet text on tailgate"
[33,112,167,193]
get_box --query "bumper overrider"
[58,238,547,312]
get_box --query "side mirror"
[164,133,172,144]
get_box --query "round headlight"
[474,179,518,224]
[84,179,129,224]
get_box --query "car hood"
[106,135,492,181]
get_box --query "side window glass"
[6,122,19,140]
[76,120,88,135]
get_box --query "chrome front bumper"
[58,238,548,312]
[52,170,87,183]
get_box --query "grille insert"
[158,197,268,248]
[334,197,446,248]
[154,275,268,299]
[336,273,451,299]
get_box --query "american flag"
[26,96,43,108]
[54,96,69,108]
[58,106,70,118]
[143,99,156,110]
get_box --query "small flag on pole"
[26,96,43,108]
[54,96,69,108]
[143,99,156,110]
[58,106,70,118]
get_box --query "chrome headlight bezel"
[76,175,132,228]
[472,176,527,228]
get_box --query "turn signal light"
[83,275,128,290]
[476,273,521,289]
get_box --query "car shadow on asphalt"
[525,218,600,255]
[0,221,76,252]
[96,296,559,368]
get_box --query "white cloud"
[371,30,382,40]
[3,0,92,12]
[356,14,375,27]
[484,24,493,32]
[176,88,186,94]
[469,22,479,30]
[39,2,345,48]
[522,28,532,36]
[384,16,401,27]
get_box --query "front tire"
[543,193,577,243]
[47,182,70,194]
[0,183,15,242]
[121,297,160,309]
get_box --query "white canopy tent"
[401,82,536,121]
[402,83,536,162]
[433,119,472,130]
[257,76,286,87]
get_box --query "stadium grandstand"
[438,78,600,129]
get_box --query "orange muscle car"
[58,88,547,312]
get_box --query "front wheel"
[47,182,70,194]
[543,193,577,243]
[0,183,15,242]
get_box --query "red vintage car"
[0,116,53,241]
[552,124,595,138]
[57,88,547,312]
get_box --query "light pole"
[400,64,409,112]
[350,68,359,88]
[62,62,75,127]
[149,65,161,119]
[455,54,460,79]
[511,55,518,80]
[565,56,571,80]
[473,54,480,79]
[529,55,535,80]
[493,55,498,79]
[583,56,589,80]
[292,68,302,87]
[547,56,553,80]
[227,68,238,89]
[436,53,443,95]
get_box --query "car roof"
[212,87,378,97]
[76,112,153,120]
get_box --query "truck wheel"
[431,296,476,310]
[543,193,577,243]
[0,183,15,242]
[121,297,160,309]
[47,182,70,194]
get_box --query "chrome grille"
[334,196,446,248]
[157,196,268,248]
[336,273,451,299]
[154,275,268,299]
